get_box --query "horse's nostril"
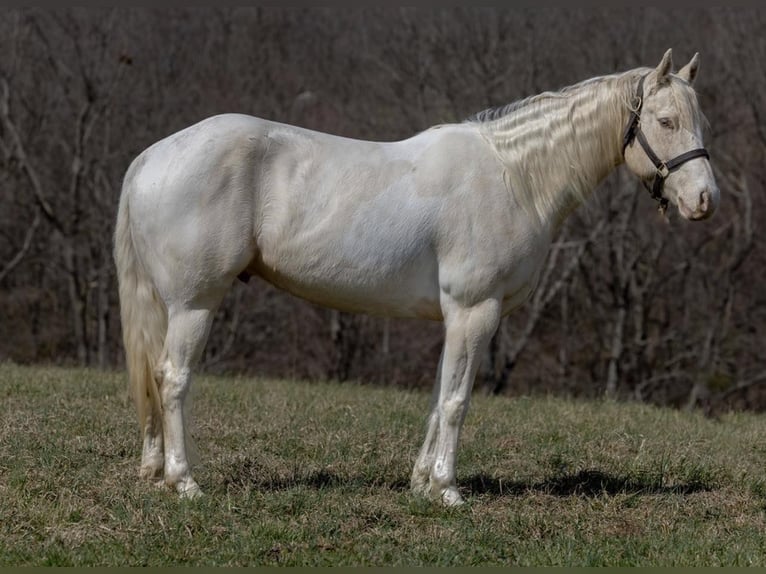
[700,189,711,212]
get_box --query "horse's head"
[623,49,719,220]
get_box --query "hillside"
[1,362,765,566]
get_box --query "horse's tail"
[114,178,166,439]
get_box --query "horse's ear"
[655,49,673,85]
[677,52,700,85]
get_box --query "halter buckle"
[657,163,669,179]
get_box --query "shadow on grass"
[218,458,715,499]
[218,459,410,493]
[463,469,716,498]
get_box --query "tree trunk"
[605,306,626,399]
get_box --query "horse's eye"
[659,117,675,130]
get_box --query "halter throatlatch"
[622,74,710,214]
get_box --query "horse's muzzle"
[680,187,718,221]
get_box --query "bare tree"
[0,8,763,413]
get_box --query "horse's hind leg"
[411,348,444,496]
[158,304,218,498]
[140,406,164,483]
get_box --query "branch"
[0,206,41,283]
[0,78,63,232]
[491,219,606,394]
[203,286,244,369]
[714,371,766,404]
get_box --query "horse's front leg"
[416,295,501,506]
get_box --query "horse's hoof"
[179,485,203,499]
[440,487,465,507]
[175,479,203,499]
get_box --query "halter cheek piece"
[621,74,710,214]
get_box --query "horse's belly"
[252,242,443,320]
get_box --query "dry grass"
[2,362,766,565]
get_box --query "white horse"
[115,50,719,505]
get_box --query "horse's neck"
[478,72,636,229]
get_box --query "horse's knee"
[158,361,191,407]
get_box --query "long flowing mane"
[465,70,645,225]
[465,73,630,124]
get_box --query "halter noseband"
[622,74,710,214]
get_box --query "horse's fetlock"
[430,462,453,490]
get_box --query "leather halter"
[622,74,710,213]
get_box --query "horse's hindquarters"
[126,117,262,305]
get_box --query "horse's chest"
[496,235,550,315]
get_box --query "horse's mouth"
[677,194,715,221]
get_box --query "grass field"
[2,362,766,566]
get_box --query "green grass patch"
[1,362,766,565]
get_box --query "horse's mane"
[466,68,706,134]
[464,73,634,125]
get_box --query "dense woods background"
[0,8,763,413]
